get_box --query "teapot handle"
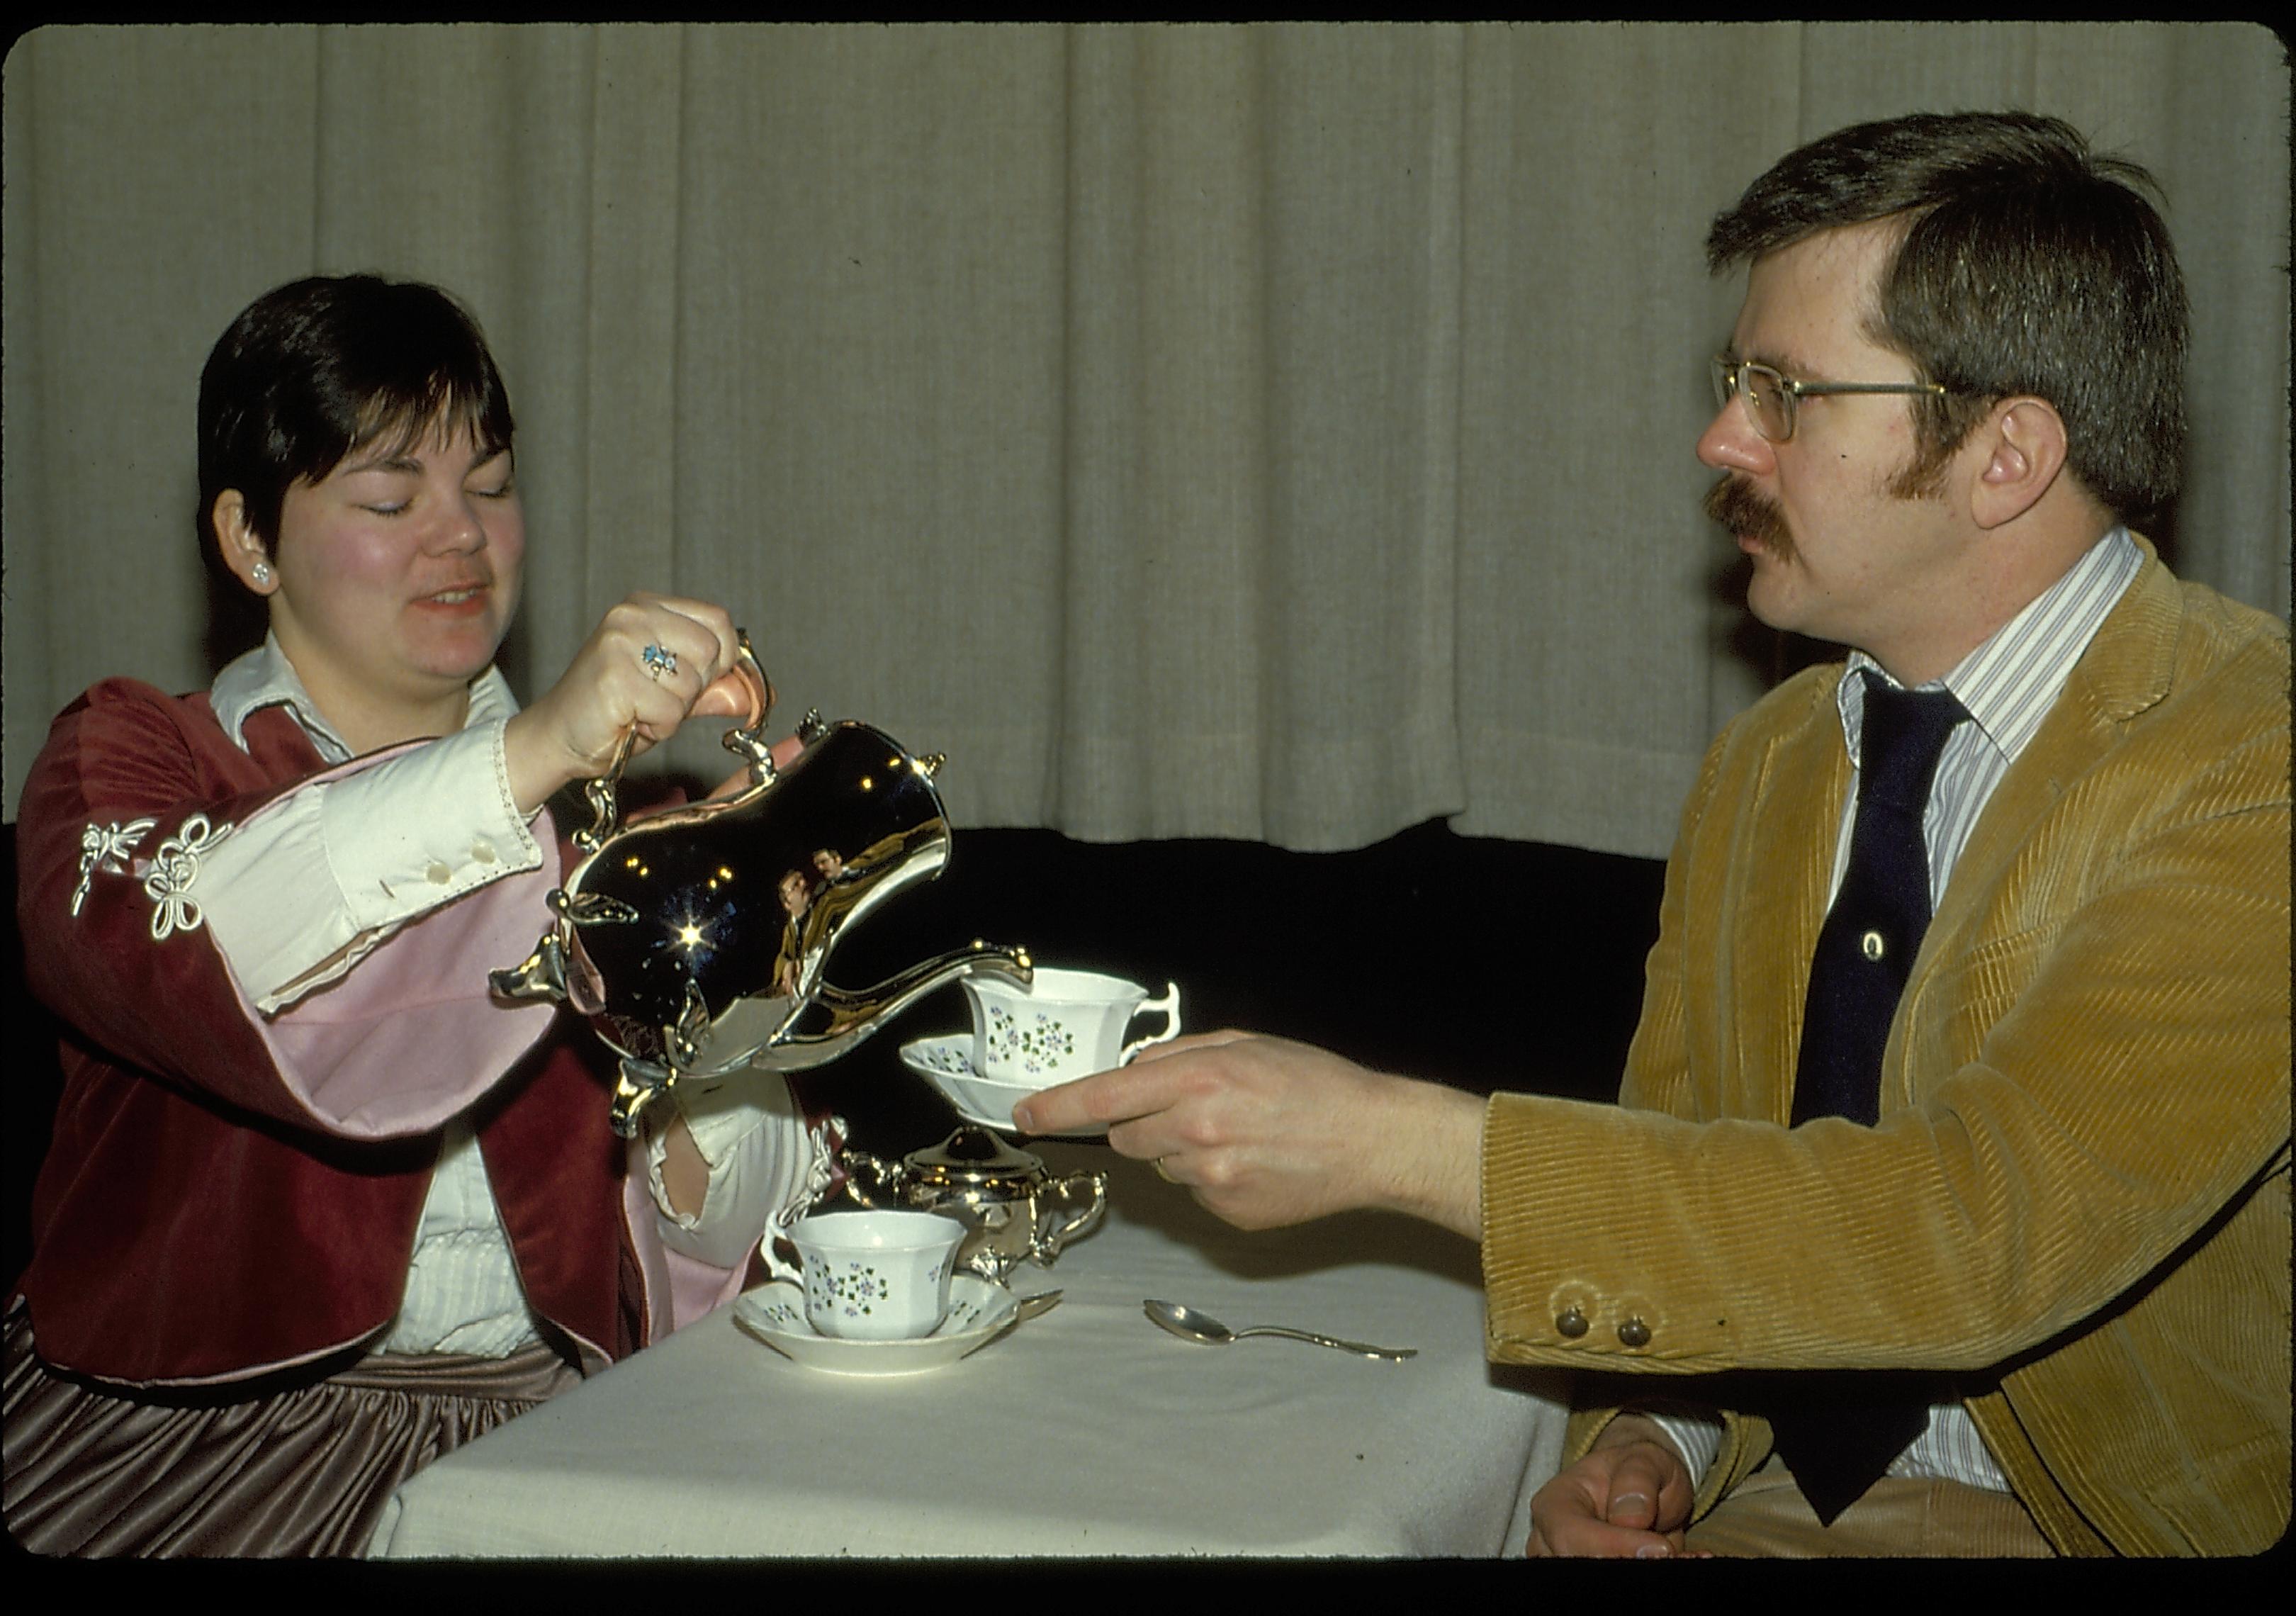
[571,629,777,855]
[716,630,779,780]
[573,724,639,855]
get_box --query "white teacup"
[961,967,1183,1084]
[784,1209,968,1341]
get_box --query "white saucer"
[898,1034,1108,1138]
[732,1273,1023,1376]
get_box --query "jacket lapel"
[1731,673,1849,1126]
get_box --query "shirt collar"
[210,631,521,763]
[1838,525,2142,766]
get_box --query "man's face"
[1696,220,1971,670]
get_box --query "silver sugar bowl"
[843,1126,1107,1283]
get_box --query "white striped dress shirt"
[1651,526,2144,1494]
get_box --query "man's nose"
[1696,395,1773,476]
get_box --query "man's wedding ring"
[641,644,677,679]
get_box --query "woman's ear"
[211,490,276,595]
[1968,398,2070,531]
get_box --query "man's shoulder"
[2062,560,2290,823]
[2107,558,2290,740]
[2166,571,2290,682]
[2159,577,2288,796]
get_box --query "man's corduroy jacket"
[1479,542,2290,1556]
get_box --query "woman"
[4,275,823,1556]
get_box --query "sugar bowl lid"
[902,1126,1047,1191]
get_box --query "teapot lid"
[903,1126,1046,1186]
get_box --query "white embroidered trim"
[140,813,234,940]
[72,818,158,916]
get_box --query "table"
[367,1145,1569,1558]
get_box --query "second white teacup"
[788,1208,968,1341]
[961,967,1183,1084]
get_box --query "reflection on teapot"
[843,1126,1107,1283]
[490,631,1032,1137]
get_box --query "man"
[1015,111,2290,1557]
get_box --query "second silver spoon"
[1144,1298,1415,1361]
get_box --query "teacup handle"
[1119,980,1183,1064]
[760,1207,803,1284]
[759,1111,845,1284]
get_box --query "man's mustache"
[1703,475,1791,557]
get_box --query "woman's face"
[261,424,525,736]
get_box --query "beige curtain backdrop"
[5,23,2287,857]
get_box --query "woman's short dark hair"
[195,274,516,557]
[1706,111,2188,527]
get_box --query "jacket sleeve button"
[1555,1306,1589,1338]
[1617,1317,1652,1348]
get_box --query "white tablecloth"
[368,1143,1569,1558]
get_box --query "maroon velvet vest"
[13,680,645,1385]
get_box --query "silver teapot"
[843,1126,1107,1282]
[490,632,1031,1136]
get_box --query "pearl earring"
[251,561,273,587]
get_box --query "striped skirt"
[4,1298,581,1556]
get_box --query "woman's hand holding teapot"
[503,593,753,815]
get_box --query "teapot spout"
[751,942,1032,1072]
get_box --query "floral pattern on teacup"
[806,1257,951,1323]
[809,1259,891,1320]
[985,1006,1077,1074]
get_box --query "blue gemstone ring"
[641,643,677,679]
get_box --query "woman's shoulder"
[20,677,258,816]
[38,676,225,754]
[53,673,208,713]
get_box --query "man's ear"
[211,490,276,594]
[1968,398,2069,531]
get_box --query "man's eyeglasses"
[1710,354,1947,444]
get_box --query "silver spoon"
[1143,1298,1416,1362]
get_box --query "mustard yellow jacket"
[1480,543,2290,1556]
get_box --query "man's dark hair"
[196,274,516,558]
[1707,111,2187,527]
